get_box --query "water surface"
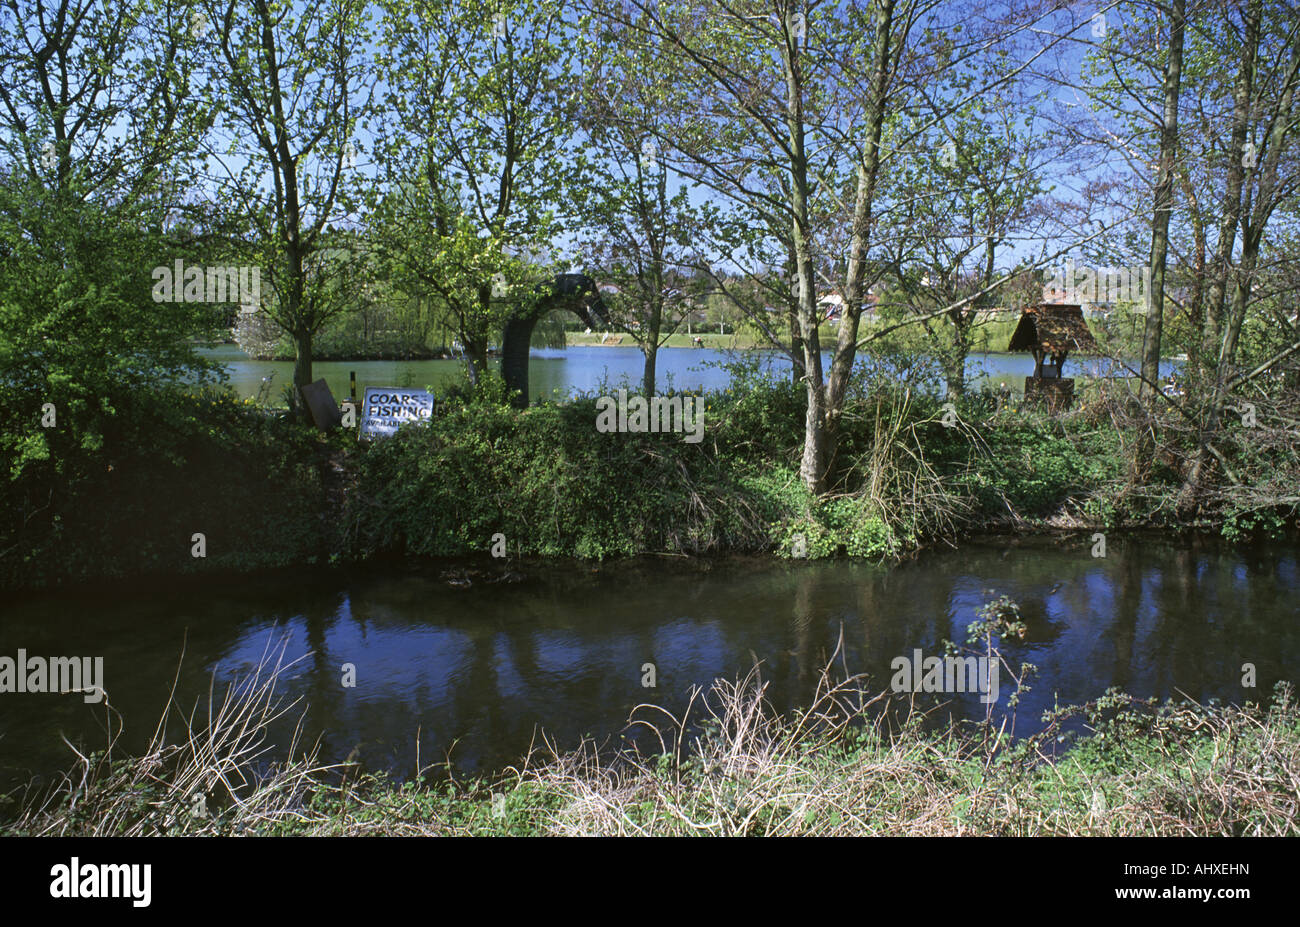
[199,344,1178,402]
[2,536,1295,790]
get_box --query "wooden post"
[350,370,356,401]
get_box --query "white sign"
[360,387,434,438]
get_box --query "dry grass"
[507,670,1300,837]
[6,644,1298,837]
[526,667,976,836]
[7,638,343,836]
[837,389,977,543]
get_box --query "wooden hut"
[1006,303,1099,411]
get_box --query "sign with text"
[360,386,434,438]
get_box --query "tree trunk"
[464,335,489,386]
[798,330,827,491]
[642,344,657,398]
[1141,0,1185,395]
[788,300,804,385]
[462,284,496,388]
[292,327,313,420]
[786,242,804,386]
[782,8,826,492]
[643,242,665,397]
[827,0,897,452]
[1202,0,1260,364]
[1180,1,1296,510]
[946,310,969,401]
[795,228,826,490]
[1177,166,1207,379]
[500,313,537,408]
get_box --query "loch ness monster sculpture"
[500,273,610,409]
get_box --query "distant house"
[816,290,878,321]
[817,293,846,320]
[1041,265,1155,319]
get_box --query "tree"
[0,0,218,477]
[1057,0,1300,505]
[1142,0,1186,395]
[601,0,1068,490]
[589,0,864,490]
[881,66,1050,399]
[1180,0,1300,506]
[575,12,711,396]
[372,0,588,391]
[200,0,373,416]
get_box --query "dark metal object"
[300,378,343,430]
[501,273,611,409]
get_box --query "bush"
[0,386,329,591]
[348,391,791,559]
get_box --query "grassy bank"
[3,356,1296,594]
[5,652,1296,836]
[563,317,1025,352]
[0,388,335,592]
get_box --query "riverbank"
[227,315,1026,356]
[241,679,1300,836]
[5,658,1296,836]
[3,360,1295,594]
[564,317,1026,352]
[246,347,454,362]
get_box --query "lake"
[197,344,1180,403]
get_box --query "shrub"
[0,386,329,590]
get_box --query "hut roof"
[1007,304,1099,355]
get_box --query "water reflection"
[1,536,1296,790]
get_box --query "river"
[2,535,1295,791]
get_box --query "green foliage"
[350,391,786,559]
[0,179,224,480]
[774,497,902,560]
[946,416,1124,517]
[704,356,805,462]
[369,0,589,367]
[1221,506,1290,543]
[3,337,1290,596]
[0,387,329,591]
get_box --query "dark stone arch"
[500,273,610,408]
